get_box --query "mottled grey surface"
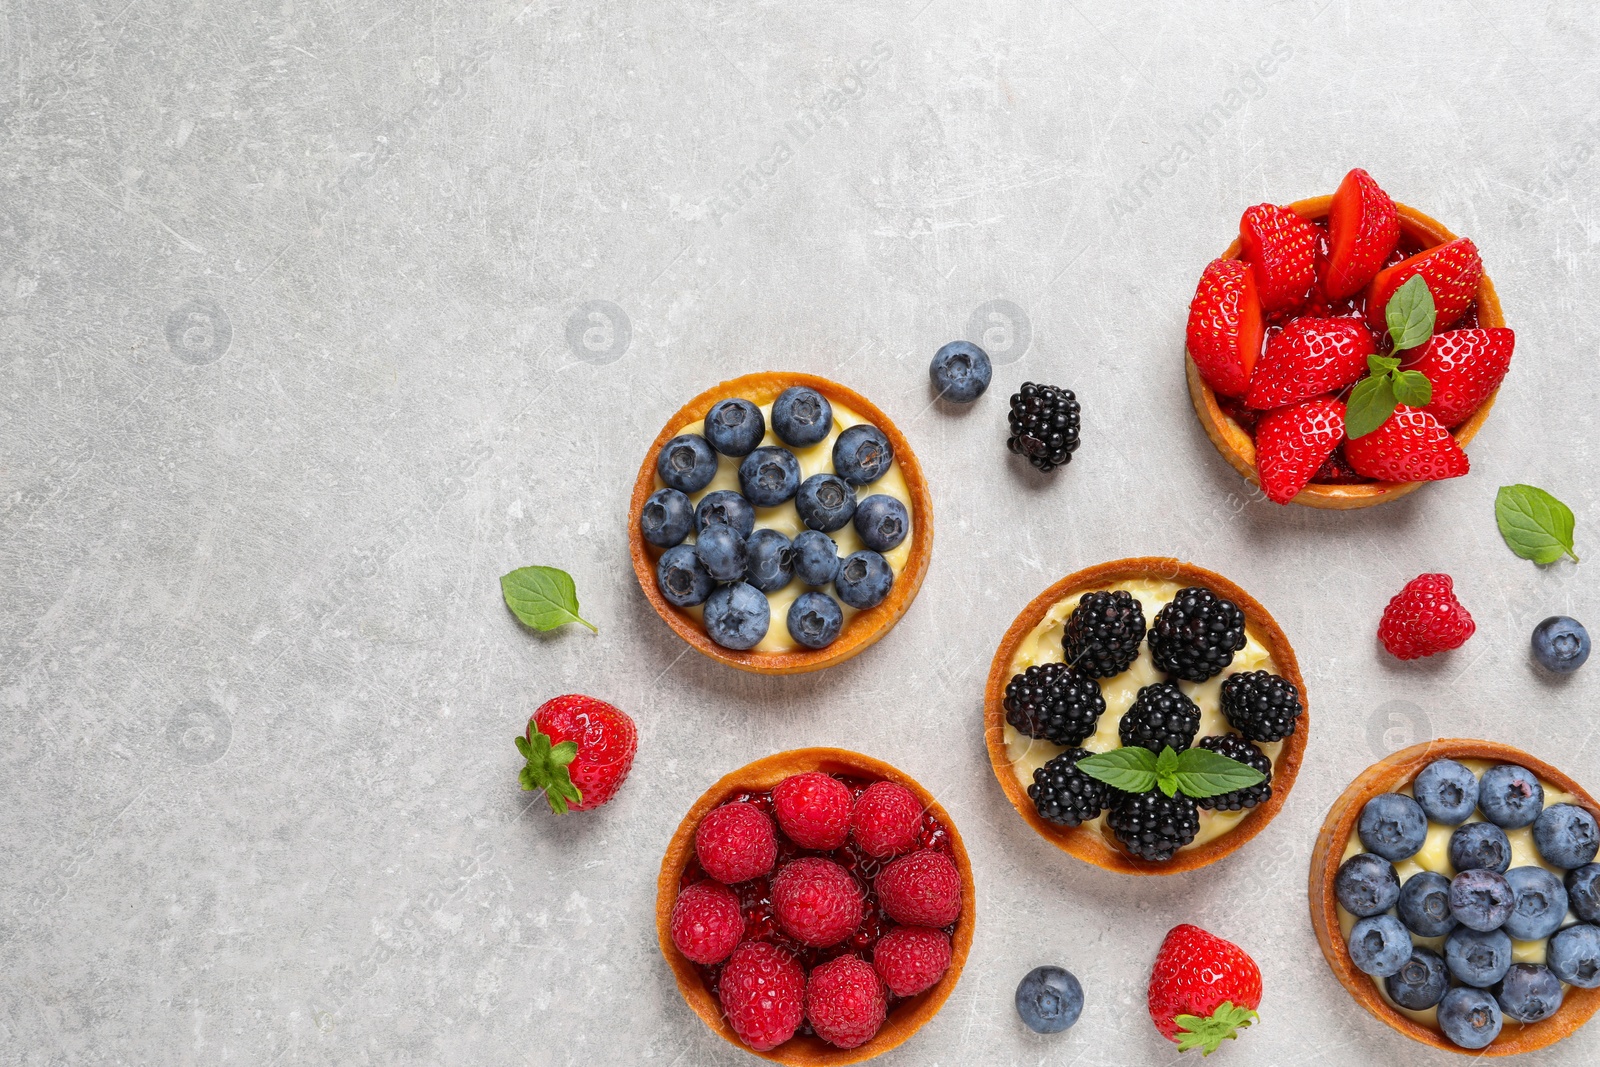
[4,0,1599,1063]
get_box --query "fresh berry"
[771,857,864,947]
[1534,804,1600,869]
[695,801,778,884]
[1376,572,1475,660]
[1449,869,1514,932]
[1194,735,1271,811]
[772,771,853,850]
[1003,663,1106,747]
[1146,924,1262,1054]
[1412,758,1480,824]
[832,424,894,485]
[718,940,806,1052]
[694,489,756,538]
[669,881,744,965]
[738,446,802,507]
[854,495,909,552]
[1322,167,1400,299]
[656,433,719,493]
[1549,924,1600,988]
[1218,670,1302,742]
[640,487,694,547]
[1570,864,1600,923]
[1006,382,1082,472]
[791,530,841,585]
[1028,748,1114,827]
[787,592,844,649]
[804,954,886,1050]
[1312,444,1364,484]
[703,582,771,650]
[1239,203,1318,312]
[1357,792,1428,861]
[1062,590,1146,677]
[795,473,857,532]
[1119,682,1201,754]
[1386,947,1449,1011]
[1437,986,1503,1050]
[1244,318,1373,409]
[704,398,766,457]
[1397,870,1457,937]
[834,550,893,609]
[1347,914,1412,976]
[1345,405,1469,483]
[1186,258,1263,398]
[744,529,793,593]
[771,385,834,447]
[1335,853,1401,917]
[695,524,748,583]
[1495,962,1564,1024]
[873,926,952,998]
[1366,236,1483,333]
[517,695,638,814]
[1253,397,1347,504]
[1015,965,1084,1034]
[1450,822,1512,873]
[850,781,924,858]
[657,544,714,607]
[1148,587,1247,682]
[1445,926,1512,988]
[1404,327,1514,427]
[1478,763,1544,828]
[1533,616,1590,674]
[1502,866,1568,941]
[875,849,962,927]
[1108,788,1200,862]
[929,340,992,403]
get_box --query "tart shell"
[983,557,1309,874]
[628,373,934,674]
[1309,739,1600,1056]
[655,748,975,1065]
[1187,195,1506,510]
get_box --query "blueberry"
[929,340,993,403]
[1347,914,1412,976]
[656,545,714,607]
[1450,869,1515,932]
[853,494,910,552]
[1397,870,1457,938]
[640,488,694,547]
[1478,764,1544,829]
[1494,962,1564,1023]
[1437,986,1503,1050]
[738,446,801,507]
[1013,965,1083,1034]
[1445,926,1513,988]
[1335,853,1401,917]
[744,529,793,594]
[1412,759,1480,825]
[1357,792,1428,861]
[1568,864,1600,923]
[1384,947,1449,1011]
[1450,822,1512,873]
[795,473,857,532]
[1502,866,1568,941]
[656,433,719,493]
[702,582,770,650]
[695,525,747,583]
[1532,615,1590,673]
[694,490,755,539]
[1547,923,1600,988]
[832,424,893,485]
[791,531,840,587]
[1533,803,1600,869]
[835,550,894,609]
[703,398,765,457]
[787,591,844,649]
[770,386,833,447]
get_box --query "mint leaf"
[1076,747,1158,794]
[1154,745,1182,797]
[1496,485,1579,564]
[1385,275,1436,354]
[1391,369,1433,407]
[1170,746,1268,800]
[1369,353,1402,375]
[1345,374,1397,439]
[500,566,597,633]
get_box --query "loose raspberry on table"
[1378,573,1475,660]
[669,880,744,965]
[694,802,777,884]
[718,940,806,1052]
[875,849,962,927]
[805,954,888,1049]
[872,925,952,998]
[770,857,864,948]
[850,781,924,858]
[772,771,852,851]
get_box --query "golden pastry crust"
[655,748,975,1065]
[982,557,1309,875]
[628,373,933,674]
[1187,196,1505,510]
[1309,739,1600,1056]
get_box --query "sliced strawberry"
[1323,168,1399,299]
[1344,406,1469,482]
[1239,204,1318,312]
[1402,327,1514,428]
[1254,397,1345,504]
[1365,237,1482,333]
[1244,318,1374,410]
[1186,259,1263,398]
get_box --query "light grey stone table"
[4,1,1598,1063]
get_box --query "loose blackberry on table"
[1062,589,1146,677]
[1148,586,1248,682]
[1219,670,1301,741]
[1007,382,1081,472]
[1003,662,1106,747]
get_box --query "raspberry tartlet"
[1186,169,1511,509]
[984,558,1309,874]
[656,749,974,1064]
[629,373,934,674]
[1311,740,1600,1055]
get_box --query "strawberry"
[1186,259,1264,398]
[1378,573,1475,660]
[1402,327,1514,427]
[1365,237,1482,333]
[1147,924,1262,1055]
[1322,168,1399,299]
[1244,318,1374,410]
[1239,203,1318,312]
[1343,405,1469,482]
[719,940,806,1051]
[516,694,637,813]
[1254,397,1346,505]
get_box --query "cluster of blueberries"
[642,385,909,652]
[1336,759,1600,1050]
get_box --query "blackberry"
[1062,590,1146,678]
[1107,788,1200,862]
[1007,382,1081,472]
[1194,735,1273,811]
[1028,748,1113,827]
[1148,586,1247,682]
[1219,670,1302,742]
[1118,682,1201,754]
[1004,663,1106,747]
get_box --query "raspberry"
[770,857,864,948]
[669,881,744,965]
[872,925,952,998]
[772,772,852,850]
[875,849,962,927]
[718,940,805,1052]
[1379,573,1475,660]
[850,781,924,858]
[805,954,887,1050]
[694,802,777,884]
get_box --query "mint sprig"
[1496,484,1579,564]
[1076,745,1266,800]
[500,565,597,633]
[1346,276,1437,439]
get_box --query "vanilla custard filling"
[655,398,914,654]
[1003,578,1285,854]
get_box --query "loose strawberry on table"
[1147,924,1263,1055]
[515,694,637,813]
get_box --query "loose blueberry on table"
[928,340,992,404]
[1014,965,1083,1034]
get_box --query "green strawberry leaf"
[516,730,584,814]
[1495,484,1579,564]
[1391,369,1433,407]
[1385,274,1436,354]
[1345,374,1398,439]
[1154,745,1182,797]
[1173,1001,1258,1056]
[1170,747,1268,800]
[501,565,597,633]
[1076,747,1158,794]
